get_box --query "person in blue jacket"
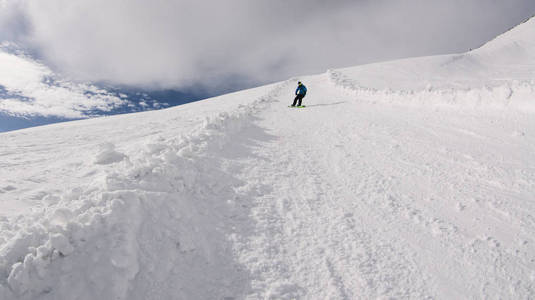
[291,81,307,107]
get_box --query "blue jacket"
[296,84,307,95]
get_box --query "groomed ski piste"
[1,17,535,300]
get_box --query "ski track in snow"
[2,18,535,299]
[233,75,535,299]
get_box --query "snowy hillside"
[329,16,535,110]
[1,17,534,299]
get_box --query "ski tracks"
[233,77,432,299]
[231,75,535,299]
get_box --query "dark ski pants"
[292,94,305,106]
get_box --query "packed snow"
[1,17,534,299]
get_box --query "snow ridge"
[327,69,535,111]
[0,82,288,299]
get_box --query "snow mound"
[328,69,535,111]
[94,143,126,165]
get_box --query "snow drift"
[0,16,534,300]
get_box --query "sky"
[0,0,535,122]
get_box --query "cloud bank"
[0,43,128,118]
[1,0,535,92]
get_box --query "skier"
[291,81,307,107]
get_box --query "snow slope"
[328,16,535,111]
[0,17,534,299]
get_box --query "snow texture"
[0,16,534,300]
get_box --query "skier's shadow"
[305,101,346,107]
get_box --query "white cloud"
[0,44,127,118]
[1,0,534,92]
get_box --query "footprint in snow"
[266,282,304,300]
[0,185,17,193]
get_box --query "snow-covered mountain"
[329,16,535,109]
[1,17,534,299]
